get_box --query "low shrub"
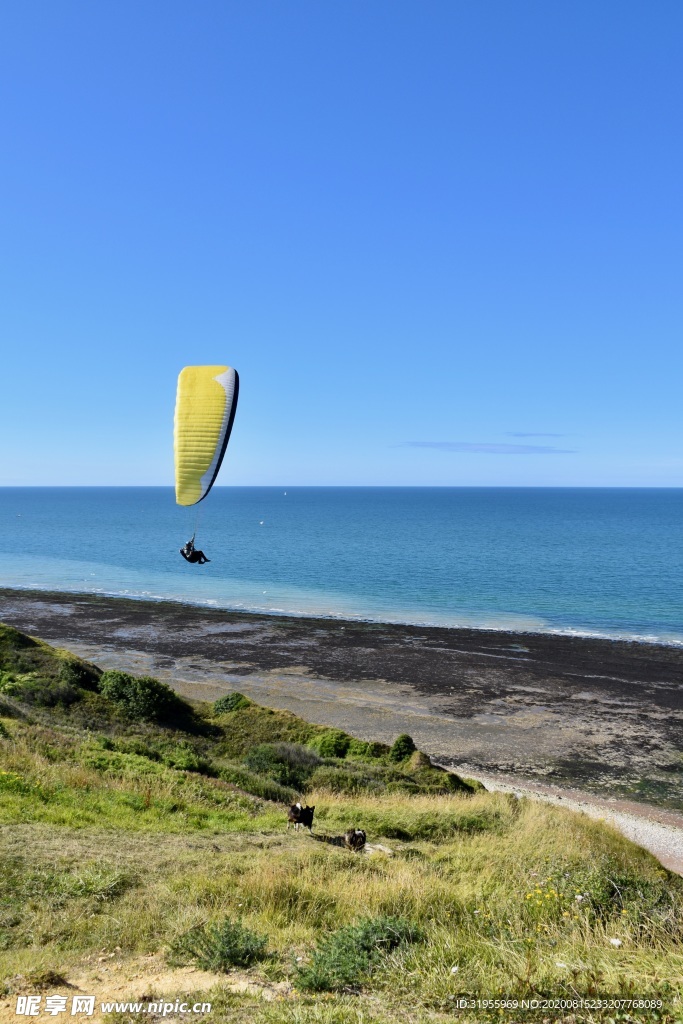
[213,692,252,715]
[169,918,268,971]
[295,916,423,991]
[99,671,191,725]
[308,729,352,758]
[389,734,417,762]
[58,659,100,692]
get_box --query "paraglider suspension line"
[191,506,204,545]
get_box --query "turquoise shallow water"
[1,487,681,643]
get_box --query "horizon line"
[1,484,682,491]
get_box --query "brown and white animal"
[344,828,366,852]
[287,803,315,833]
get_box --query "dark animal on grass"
[287,803,315,832]
[310,829,367,852]
[344,828,367,852]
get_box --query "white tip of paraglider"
[259,521,264,525]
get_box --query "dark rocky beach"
[2,587,682,809]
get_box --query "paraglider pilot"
[180,538,210,564]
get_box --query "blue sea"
[1,487,681,644]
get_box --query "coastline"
[2,586,683,814]
[2,580,682,648]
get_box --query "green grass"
[1,622,682,1022]
[0,725,282,832]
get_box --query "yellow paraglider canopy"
[174,365,239,506]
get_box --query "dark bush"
[169,918,268,971]
[213,692,252,715]
[243,742,321,791]
[389,734,417,762]
[99,671,191,724]
[58,659,100,692]
[308,729,351,758]
[242,745,284,780]
[295,916,423,992]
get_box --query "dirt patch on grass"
[0,954,293,1022]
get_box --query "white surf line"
[440,768,683,877]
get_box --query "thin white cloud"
[506,432,566,438]
[397,441,576,455]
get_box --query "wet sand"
[2,588,683,809]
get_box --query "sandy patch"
[0,956,293,1022]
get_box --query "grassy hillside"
[0,623,681,1023]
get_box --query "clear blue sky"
[1,1,681,486]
